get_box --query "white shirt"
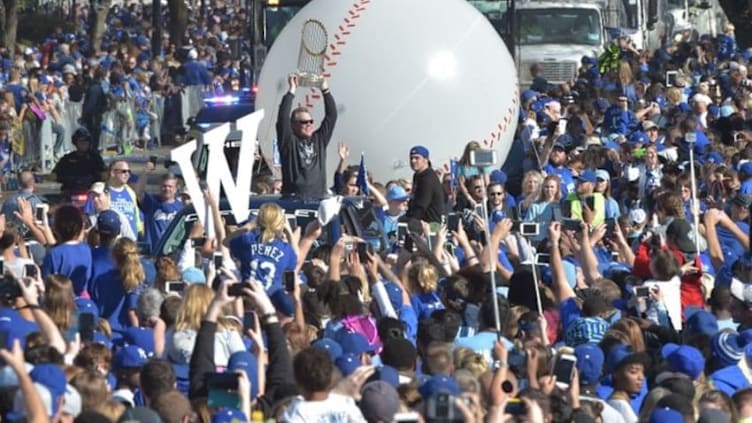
[281,393,366,423]
[607,398,638,423]
[644,276,683,331]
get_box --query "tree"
[90,0,112,55]
[2,0,18,53]
[167,0,188,50]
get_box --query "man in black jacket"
[276,74,337,198]
[405,145,445,225]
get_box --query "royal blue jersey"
[229,230,297,293]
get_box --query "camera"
[469,149,497,167]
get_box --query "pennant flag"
[357,153,370,196]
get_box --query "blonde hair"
[112,238,145,292]
[257,202,285,243]
[175,284,215,331]
[459,352,489,378]
[407,261,439,294]
[522,170,543,197]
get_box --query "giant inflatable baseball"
[256,0,519,181]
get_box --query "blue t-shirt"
[141,194,183,250]
[42,242,93,295]
[89,269,142,332]
[543,164,575,195]
[410,291,445,321]
[108,187,139,237]
[229,231,298,293]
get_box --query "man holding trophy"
[276,74,337,198]
[277,19,338,198]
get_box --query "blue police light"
[203,95,240,105]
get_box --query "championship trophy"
[296,19,328,88]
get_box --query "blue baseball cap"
[339,332,374,355]
[661,343,705,380]
[606,344,650,373]
[684,308,718,337]
[386,185,409,202]
[123,327,155,356]
[181,267,206,284]
[74,298,99,321]
[577,169,597,184]
[575,343,604,385]
[409,146,429,159]
[312,338,343,362]
[490,169,508,185]
[227,351,258,398]
[419,375,460,398]
[629,131,649,145]
[335,353,361,376]
[648,407,684,423]
[113,345,149,370]
[96,210,121,235]
[367,365,400,388]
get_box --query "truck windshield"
[468,0,509,35]
[517,8,601,46]
[264,6,304,47]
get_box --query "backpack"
[340,314,382,353]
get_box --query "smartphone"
[0,330,7,363]
[443,243,456,256]
[519,222,540,237]
[426,392,454,420]
[213,252,223,269]
[447,213,460,232]
[149,155,158,165]
[166,281,186,294]
[192,237,206,248]
[584,196,596,211]
[397,223,408,246]
[286,214,297,231]
[227,282,251,297]
[0,260,5,275]
[535,253,550,265]
[243,311,256,331]
[666,70,678,87]
[557,118,568,135]
[474,204,484,217]
[554,354,577,389]
[611,251,620,261]
[469,149,497,167]
[357,242,370,262]
[35,205,44,223]
[79,312,95,343]
[207,373,240,408]
[23,264,36,278]
[504,398,526,416]
[283,271,296,292]
[735,132,744,144]
[606,218,616,238]
[562,218,583,231]
[634,286,651,297]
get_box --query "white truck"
[665,0,728,40]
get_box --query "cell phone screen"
[447,213,460,232]
[397,223,408,246]
[24,264,36,278]
[207,373,240,408]
[35,206,44,222]
[357,242,369,262]
[284,271,295,292]
[585,196,596,211]
[166,281,186,293]
[79,312,95,343]
[554,356,576,386]
[213,253,223,269]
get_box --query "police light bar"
[203,95,240,105]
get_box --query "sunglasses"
[296,119,314,125]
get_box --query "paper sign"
[171,109,265,229]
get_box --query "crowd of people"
[4,1,752,423]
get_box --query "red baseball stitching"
[304,0,370,102]
[483,83,519,150]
